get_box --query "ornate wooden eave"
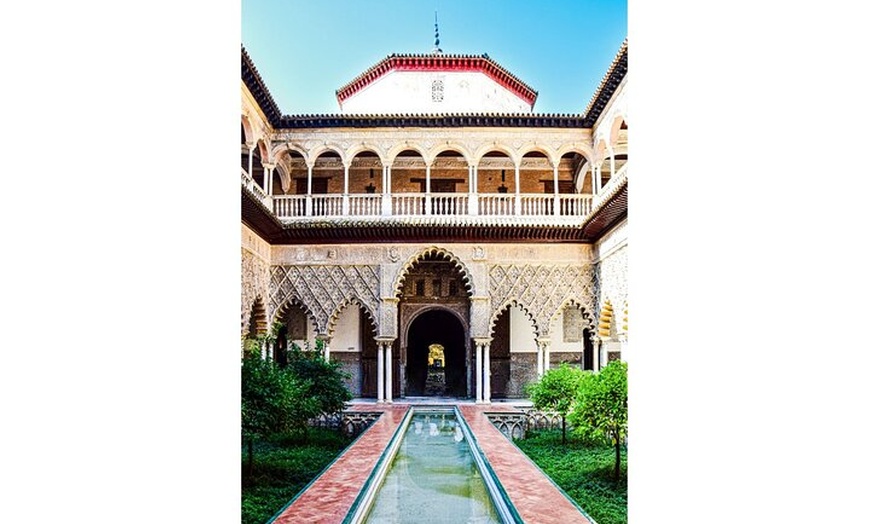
[242,45,284,127]
[582,39,628,123]
[277,113,590,129]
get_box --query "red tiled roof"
[335,54,539,109]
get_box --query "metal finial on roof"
[432,12,442,55]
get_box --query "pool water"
[362,410,502,524]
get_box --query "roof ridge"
[581,39,628,120]
[241,45,284,126]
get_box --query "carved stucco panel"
[269,265,381,336]
[488,264,599,338]
[598,244,628,331]
[241,248,270,336]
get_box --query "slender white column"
[594,165,602,195]
[382,165,392,215]
[608,145,616,186]
[381,165,389,216]
[552,163,560,216]
[321,337,330,362]
[483,343,491,403]
[343,164,350,215]
[514,165,521,214]
[377,344,385,403]
[536,341,544,378]
[544,342,551,371]
[468,165,478,215]
[262,162,274,195]
[247,145,254,178]
[425,164,431,215]
[306,164,313,216]
[385,342,393,403]
[475,342,483,403]
[592,338,600,371]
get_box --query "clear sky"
[242,0,626,115]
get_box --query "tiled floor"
[270,401,593,524]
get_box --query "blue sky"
[242,0,626,115]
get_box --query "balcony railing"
[269,192,595,220]
[241,168,267,201]
[244,168,625,222]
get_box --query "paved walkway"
[269,401,592,524]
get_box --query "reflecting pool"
[362,410,502,524]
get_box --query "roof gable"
[335,54,539,108]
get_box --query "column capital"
[261,162,275,170]
[472,337,493,346]
[374,336,395,345]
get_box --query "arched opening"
[250,141,265,189]
[477,151,516,215]
[348,151,383,215]
[398,250,471,397]
[273,303,315,368]
[429,150,469,214]
[600,154,627,191]
[245,297,267,341]
[308,150,342,196]
[406,309,467,397]
[358,307,380,398]
[391,149,426,215]
[489,309,511,398]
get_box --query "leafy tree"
[241,352,313,475]
[525,363,589,444]
[568,360,628,481]
[282,340,352,441]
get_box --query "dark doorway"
[406,309,467,397]
[583,327,594,370]
[490,310,511,398]
[360,313,379,398]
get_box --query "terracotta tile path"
[270,401,593,524]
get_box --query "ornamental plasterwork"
[241,249,270,336]
[391,246,475,297]
[595,219,627,262]
[281,157,571,171]
[598,245,627,334]
[271,127,593,167]
[269,265,381,336]
[488,264,598,338]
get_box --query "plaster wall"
[509,307,537,352]
[340,71,532,114]
[331,304,361,351]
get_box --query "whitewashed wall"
[340,71,532,114]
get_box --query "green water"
[363,411,501,524]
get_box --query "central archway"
[406,309,467,397]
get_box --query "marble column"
[377,343,384,403]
